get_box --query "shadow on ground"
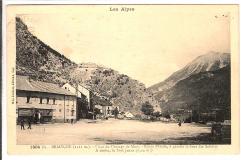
[92,133,231,145]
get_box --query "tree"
[94,107,101,115]
[191,110,199,122]
[93,107,101,120]
[152,111,161,117]
[165,114,171,119]
[141,102,154,116]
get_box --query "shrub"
[141,101,154,116]
[152,111,161,117]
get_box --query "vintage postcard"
[6,4,239,154]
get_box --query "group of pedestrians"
[20,118,32,130]
[20,111,42,130]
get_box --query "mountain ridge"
[148,52,230,93]
[16,17,160,114]
[158,65,231,121]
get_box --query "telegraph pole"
[64,94,66,123]
[191,109,193,123]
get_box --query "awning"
[18,109,33,116]
[17,105,53,110]
[18,108,53,117]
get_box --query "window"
[59,109,61,112]
[53,98,56,105]
[42,98,47,104]
[47,98,49,104]
[67,97,69,106]
[71,110,75,116]
[49,99,53,104]
[40,97,43,104]
[32,97,38,102]
[26,96,31,103]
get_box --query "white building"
[62,83,93,119]
[95,105,119,117]
[62,83,91,109]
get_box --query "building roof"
[16,75,75,96]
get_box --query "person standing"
[38,112,41,123]
[27,118,32,129]
[71,119,74,124]
[113,107,119,119]
[178,120,182,127]
[20,119,25,130]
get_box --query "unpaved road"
[17,119,211,145]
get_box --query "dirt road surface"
[17,119,211,145]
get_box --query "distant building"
[124,112,134,118]
[93,94,113,117]
[102,106,117,116]
[95,105,118,117]
[16,75,77,123]
[62,83,114,119]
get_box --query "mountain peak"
[190,52,230,71]
[184,52,230,73]
[148,52,230,93]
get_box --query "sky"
[17,5,230,87]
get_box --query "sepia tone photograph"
[6,4,240,154]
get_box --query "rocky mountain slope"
[147,51,231,120]
[16,17,160,114]
[16,17,77,84]
[158,65,231,120]
[148,52,230,93]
